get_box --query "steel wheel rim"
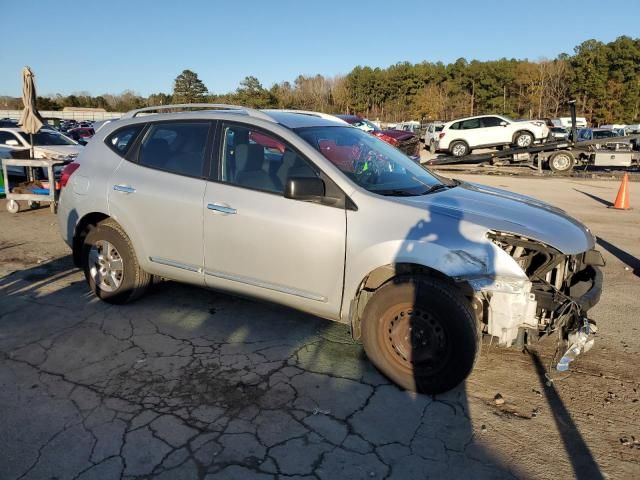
[452,144,466,157]
[380,304,451,376]
[89,240,124,292]
[517,135,532,147]
[553,154,570,170]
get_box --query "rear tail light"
[374,132,399,146]
[60,162,80,188]
[439,132,446,139]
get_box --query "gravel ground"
[0,173,638,479]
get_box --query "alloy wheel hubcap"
[89,240,124,292]
[518,135,532,147]
[452,144,466,156]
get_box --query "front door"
[203,122,346,319]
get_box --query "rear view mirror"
[500,121,508,127]
[285,177,325,201]
[5,139,19,146]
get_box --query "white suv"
[437,115,549,157]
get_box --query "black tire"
[548,151,575,174]
[513,131,534,148]
[449,140,469,157]
[361,276,480,394]
[82,219,151,304]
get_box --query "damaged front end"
[471,232,604,369]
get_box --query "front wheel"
[514,131,534,148]
[82,219,151,304]
[361,276,480,394]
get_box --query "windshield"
[296,126,447,196]
[350,119,380,133]
[593,130,616,139]
[18,130,77,146]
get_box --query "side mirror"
[5,139,19,146]
[500,121,508,127]
[285,177,325,201]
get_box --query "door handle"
[113,184,136,194]
[207,203,237,215]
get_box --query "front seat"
[235,144,280,192]
[277,151,316,186]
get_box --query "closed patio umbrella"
[18,66,44,160]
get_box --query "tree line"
[2,36,638,124]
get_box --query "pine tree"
[172,70,208,104]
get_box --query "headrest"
[235,143,264,172]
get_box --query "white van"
[552,117,588,129]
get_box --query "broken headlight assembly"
[487,231,604,352]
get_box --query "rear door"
[202,122,347,319]
[458,118,483,147]
[108,120,213,285]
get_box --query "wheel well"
[513,130,534,142]
[72,212,110,266]
[349,263,466,340]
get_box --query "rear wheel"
[361,276,480,394]
[82,219,151,304]
[548,151,575,174]
[450,141,469,157]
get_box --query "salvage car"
[438,114,549,157]
[0,127,83,160]
[336,114,421,160]
[57,105,603,394]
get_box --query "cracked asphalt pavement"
[1,174,639,479]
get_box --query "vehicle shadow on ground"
[527,350,604,480]
[0,255,522,479]
[596,236,640,277]
[395,195,604,480]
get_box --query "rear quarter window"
[105,125,144,156]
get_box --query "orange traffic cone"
[612,173,631,210]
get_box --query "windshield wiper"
[423,183,451,194]
[378,189,421,197]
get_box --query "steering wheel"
[353,146,380,184]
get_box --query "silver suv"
[57,104,603,394]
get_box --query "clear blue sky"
[1,0,638,97]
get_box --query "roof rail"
[122,103,277,123]
[265,109,349,124]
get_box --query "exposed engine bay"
[477,232,604,354]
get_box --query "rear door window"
[138,122,210,178]
[106,125,144,156]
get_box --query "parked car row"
[336,115,421,160]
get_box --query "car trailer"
[1,158,69,214]
[426,135,640,174]
[426,100,640,174]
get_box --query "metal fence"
[0,109,122,121]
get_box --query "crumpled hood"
[401,181,595,254]
[381,129,416,141]
[34,145,83,159]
